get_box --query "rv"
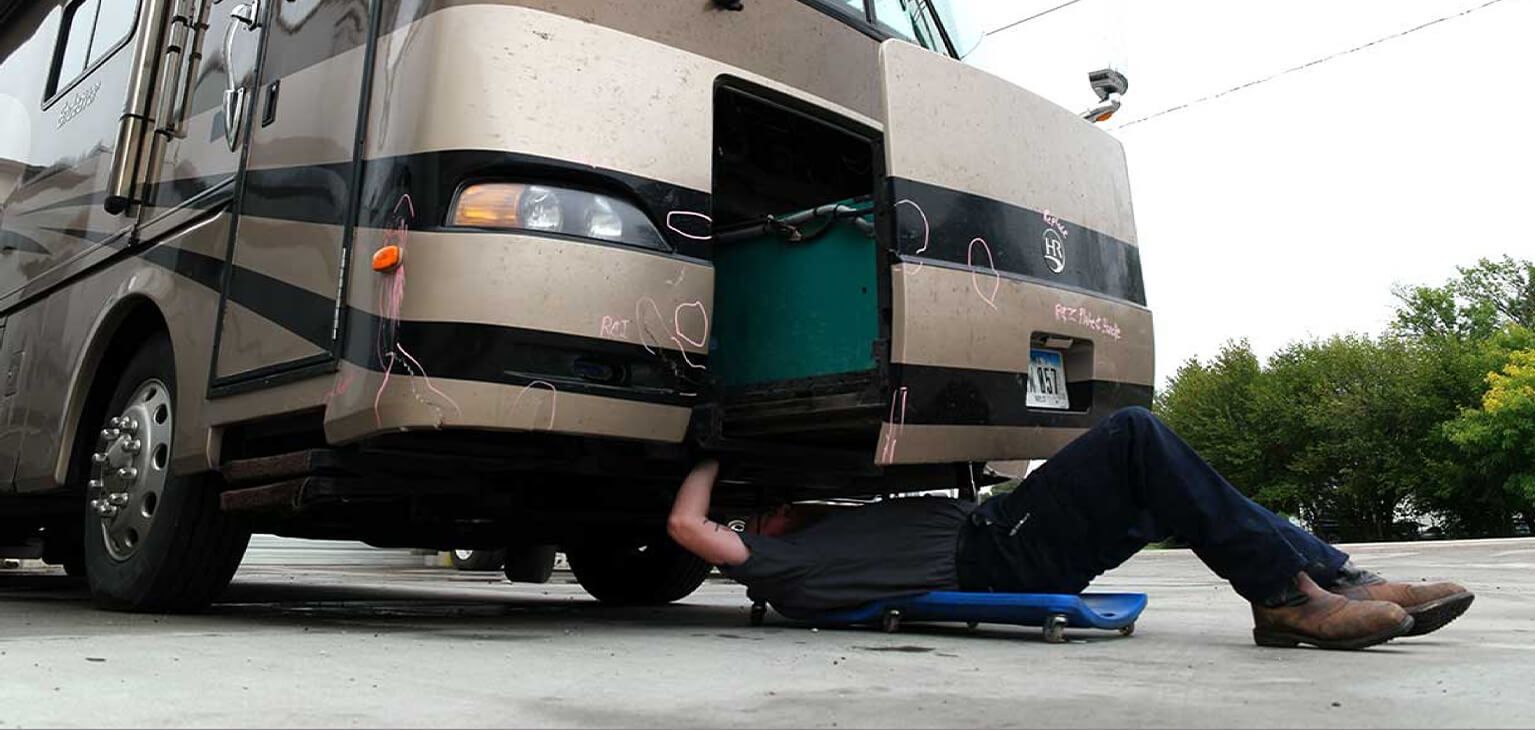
[0,0,1153,611]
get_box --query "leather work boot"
[1251,572,1414,650]
[1328,562,1474,637]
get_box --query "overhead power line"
[1112,0,1509,130]
[961,0,1091,60]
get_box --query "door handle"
[220,0,263,150]
[222,86,247,151]
[229,0,262,30]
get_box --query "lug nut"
[92,452,107,464]
[108,492,129,506]
[100,428,120,441]
[87,479,104,490]
[117,466,138,480]
[123,419,140,434]
[124,439,142,453]
[99,505,119,517]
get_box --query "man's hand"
[666,459,750,566]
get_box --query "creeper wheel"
[1043,614,1068,644]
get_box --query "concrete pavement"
[0,537,1530,728]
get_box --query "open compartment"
[708,82,888,446]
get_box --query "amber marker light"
[372,245,402,272]
[451,183,525,228]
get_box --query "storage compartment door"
[875,41,1153,465]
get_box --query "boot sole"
[1404,592,1474,637]
[1253,614,1415,650]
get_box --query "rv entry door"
[207,0,372,390]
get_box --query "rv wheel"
[502,544,557,583]
[567,534,711,605]
[79,333,249,612]
[449,549,505,571]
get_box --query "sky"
[959,0,1535,387]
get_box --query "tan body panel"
[30,213,230,491]
[324,361,694,445]
[881,41,1137,246]
[874,41,1151,465]
[329,225,712,443]
[366,4,879,194]
[877,264,1152,465]
[876,424,1086,465]
[212,216,340,377]
[892,264,1154,387]
[420,0,884,121]
[347,229,713,353]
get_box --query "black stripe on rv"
[887,177,1147,307]
[0,229,52,255]
[130,153,1140,299]
[340,310,702,406]
[124,151,714,258]
[354,149,713,258]
[892,364,1152,428]
[131,245,700,405]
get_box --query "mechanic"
[667,407,1474,650]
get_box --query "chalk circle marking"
[666,211,713,241]
[894,199,929,274]
[968,237,1000,309]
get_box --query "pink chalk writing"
[323,371,355,404]
[672,300,710,370]
[372,193,463,428]
[635,297,667,355]
[666,211,713,241]
[894,199,929,274]
[1041,209,1069,238]
[509,380,558,431]
[1053,303,1123,340]
[599,315,631,340]
[967,237,1000,309]
[878,386,909,464]
[673,300,709,348]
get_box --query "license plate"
[1027,348,1070,410]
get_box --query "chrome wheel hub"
[87,379,173,561]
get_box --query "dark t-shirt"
[719,496,975,616]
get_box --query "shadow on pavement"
[0,570,763,638]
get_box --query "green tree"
[1153,340,1265,495]
[1389,256,1533,535]
[1442,332,1535,534]
[1252,336,1442,540]
[1393,255,1533,339]
[1149,256,1534,540]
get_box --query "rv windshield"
[923,1,985,58]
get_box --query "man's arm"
[666,459,750,567]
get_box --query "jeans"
[956,407,1350,603]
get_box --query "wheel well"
[61,300,171,491]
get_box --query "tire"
[502,544,556,583]
[449,549,505,571]
[567,534,711,605]
[79,333,250,612]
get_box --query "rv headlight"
[585,195,624,240]
[519,186,564,231]
[450,182,666,250]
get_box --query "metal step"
[219,450,353,486]
[220,475,480,514]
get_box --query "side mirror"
[1080,68,1129,124]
